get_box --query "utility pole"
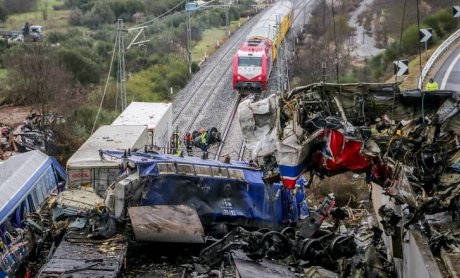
[285,39,290,91]
[276,16,282,92]
[225,4,230,35]
[117,18,127,111]
[322,62,326,82]
[186,3,192,74]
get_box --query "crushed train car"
[37,189,127,277]
[239,83,459,191]
[100,150,308,239]
[0,150,66,278]
[238,82,460,276]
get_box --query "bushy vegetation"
[0,0,255,161]
[369,0,457,80]
[127,54,189,102]
[4,0,38,13]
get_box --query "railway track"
[214,0,316,161]
[172,12,264,131]
[173,0,316,161]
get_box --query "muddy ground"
[0,105,34,126]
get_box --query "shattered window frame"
[194,165,213,177]
[94,168,120,193]
[158,163,176,174]
[228,168,245,181]
[176,163,195,176]
[211,166,230,178]
[29,189,39,211]
[25,195,34,213]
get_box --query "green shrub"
[47,31,67,44]
[0,3,8,22]
[126,54,189,101]
[69,105,118,138]
[57,48,101,84]
[69,8,84,25]
[109,0,144,20]
[401,24,424,55]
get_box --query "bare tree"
[4,45,72,112]
[3,45,80,151]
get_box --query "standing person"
[22,22,30,36]
[425,78,439,91]
[183,132,193,156]
[200,127,208,159]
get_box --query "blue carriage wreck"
[101,150,308,241]
[0,150,66,278]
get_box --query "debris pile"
[238,83,460,274]
[37,189,127,277]
[0,112,63,160]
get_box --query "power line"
[130,0,186,30]
[331,0,339,83]
[393,0,407,120]
[416,0,423,86]
[91,33,119,135]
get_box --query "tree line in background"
[0,0,256,161]
[292,0,458,85]
[0,0,39,22]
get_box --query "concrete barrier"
[372,184,442,278]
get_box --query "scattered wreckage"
[0,112,62,160]
[0,150,66,278]
[2,82,459,277]
[239,82,460,275]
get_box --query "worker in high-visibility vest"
[200,128,208,159]
[425,78,439,91]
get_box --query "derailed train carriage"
[101,150,308,239]
[0,151,66,278]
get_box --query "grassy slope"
[2,5,250,104]
[385,47,436,89]
[2,0,71,32]
[192,17,248,63]
[192,28,226,63]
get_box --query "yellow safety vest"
[201,132,207,144]
[425,82,439,91]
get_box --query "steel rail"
[172,12,263,124]
[238,140,246,161]
[214,94,242,160]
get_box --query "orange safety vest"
[183,133,193,145]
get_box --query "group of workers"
[172,127,208,159]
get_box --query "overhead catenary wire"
[91,33,119,135]
[392,0,407,120]
[129,0,187,30]
[331,0,339,83]
[416,0,426,121]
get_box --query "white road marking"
[440,50,460,89]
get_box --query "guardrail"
[418,28,460,89]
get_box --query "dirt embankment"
[0,105,35,126]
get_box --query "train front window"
[238,57,262,67]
